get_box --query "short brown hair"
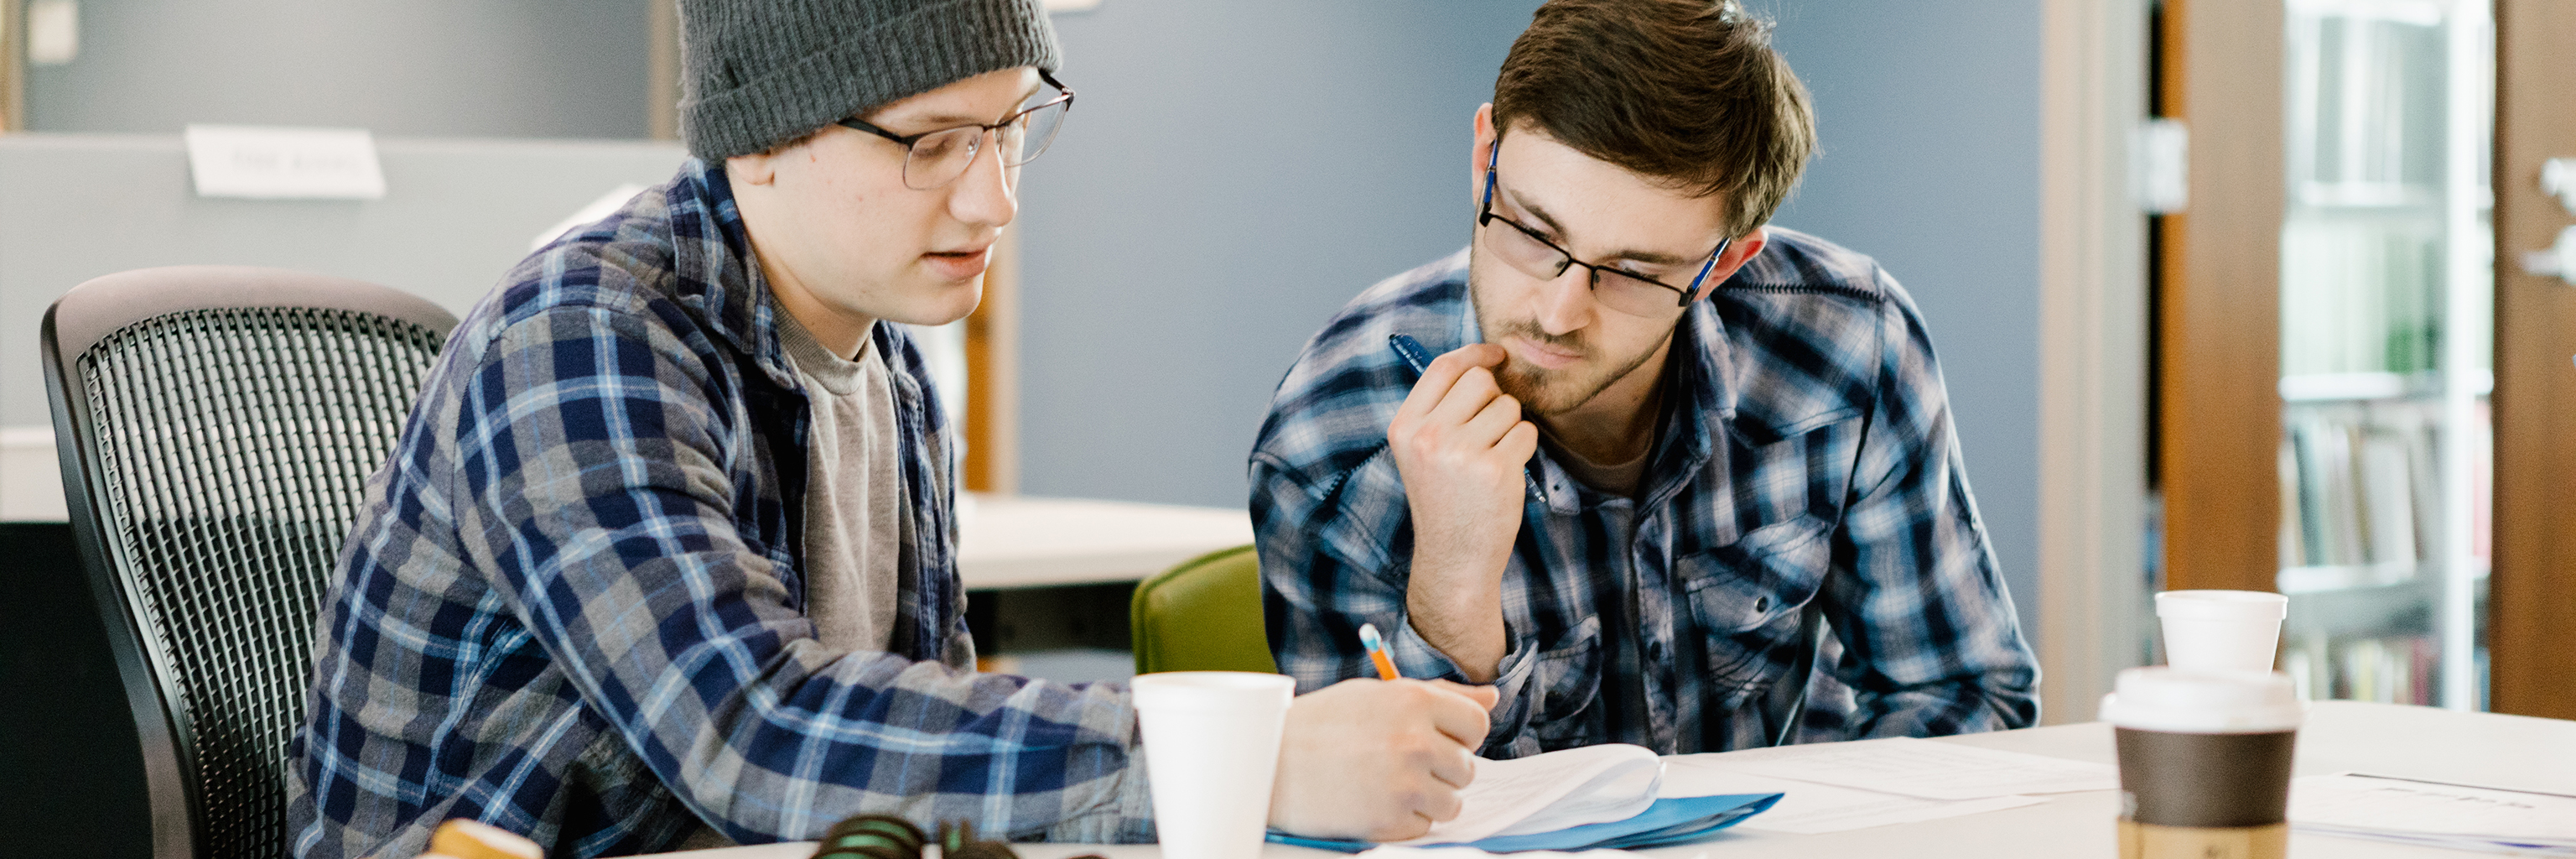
[1492,0,1817,236]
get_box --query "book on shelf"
[2283,635,2438,705]
[2281,405,2441,572]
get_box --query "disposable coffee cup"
[1131,672,1296,859]
[2099,667,2303,859]
[2156,590,2288,672]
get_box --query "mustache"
[1492,319,1590,357]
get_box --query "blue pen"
[1389,333,1546,503]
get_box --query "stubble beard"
[1467,262,1670,418]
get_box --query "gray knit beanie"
[679,0,1062,161]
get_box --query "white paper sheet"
[2292,773,2576,851]
[1713,737,2117,800]
[1400,744,1665,846]
[1659,757,2044,835]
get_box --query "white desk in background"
[955,493,1253,591]
[644,701,2576,859]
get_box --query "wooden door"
[2158,0,2285,595]
[2488,0,2576,719]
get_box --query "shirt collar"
[666,158,802,393]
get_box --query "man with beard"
[1249,0,2039,757]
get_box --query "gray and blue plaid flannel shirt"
[288,159,1153,859]
[1250,232,2039,758]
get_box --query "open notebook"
[1268,744,1779,853]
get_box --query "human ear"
[727,149,779,187]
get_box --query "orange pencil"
[1358,622,1401,680]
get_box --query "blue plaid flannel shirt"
[288,159,1153,859]
[1250,232,2038,758]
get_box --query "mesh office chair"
[41,266,456,859]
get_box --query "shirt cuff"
[1390,617,1538,742]
[1038,721,1159,843]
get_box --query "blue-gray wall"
[1757,0,2045,640]
[22,0,650,138]
[1018,0,1547,502]
[1020,0,2046,640]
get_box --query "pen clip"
[1389,333,1434,374]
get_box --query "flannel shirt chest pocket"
[1528,616,1605,743]
[1676,514,1832,692]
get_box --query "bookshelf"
[2277,0,2493,706]
[2271,0,2491,711]
[2163,0,2576,718]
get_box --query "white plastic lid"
[1130,671,1295,712]
[2155,590,2288,621]
[2096,667,2304,734]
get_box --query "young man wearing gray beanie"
[287,2,1497,856]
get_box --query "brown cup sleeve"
[2114,727,2298,828]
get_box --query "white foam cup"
[2155,590,2288,672]
[1130,672,1296,859]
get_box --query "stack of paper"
[1659,737,2120,836]
[2292,773,2576,855]
[1269,744,1779,852]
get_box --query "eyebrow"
[886,82,1048,131]
[1504,187,1698,268]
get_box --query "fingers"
[1396,344,1510,424]
[1379,811,1436,843]
[1426,743,1475,791]
[1413,682,1497,751]
[1428,367,1509,430]
[1424,679,1502,711]
[1416,778,1467,824]
[1498,419,1540,462]
[1460,388,1523,444]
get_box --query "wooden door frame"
[2156,0,2286,595]
[2489,0,2576,719]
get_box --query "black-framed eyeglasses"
[1477,138,1728,316]
[837,69,1074,190]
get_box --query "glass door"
[2275,0,2492,710]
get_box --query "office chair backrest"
[41,266,457,859]
[1130,544,1279,675]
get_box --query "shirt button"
[1647,640,1665,660]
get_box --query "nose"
[1530,264,1596,336]
[948,129,1018,229]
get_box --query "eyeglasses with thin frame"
[837,70,1075,190]
[1477,138,1729,316]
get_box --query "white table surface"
[955,494,1253,591]
[641,701,2576,859]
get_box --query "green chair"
[1130,544,1279,674]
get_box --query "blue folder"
[1265,793,1784,853]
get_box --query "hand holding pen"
[1390,335,1545,503]
[1380,335,1531,682]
